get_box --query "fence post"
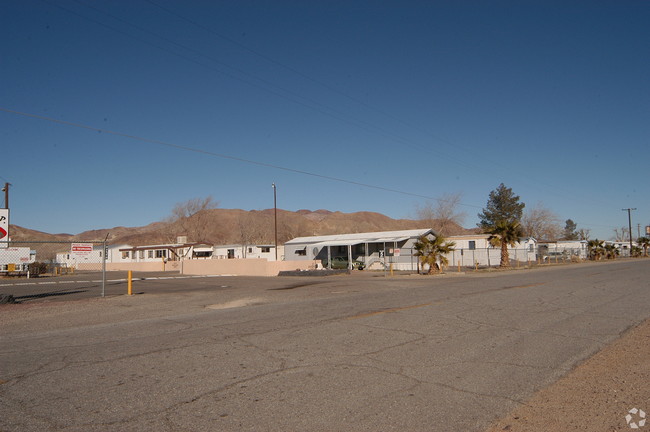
[102,240,107,298]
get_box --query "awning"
[193,247,213,253]
[367,236,409,243]
[312,240,364,248]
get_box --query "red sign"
[71,243,93,256]
[0,209,8,241]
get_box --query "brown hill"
[9,209,476,246]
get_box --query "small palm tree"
[485,220,523,268]
[604,243,619,260]
[637,237,650,257]
[414,235,456,274]
[630,245,643,258]
[587,239,605,260]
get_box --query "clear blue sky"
[2,0,648,240]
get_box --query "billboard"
[0,208,8,243]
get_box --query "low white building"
[117,243,216,263]
[56,244,129,268]
[212,244,284,261]
[445,234,537,267]
[538,240,589,260]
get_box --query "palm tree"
[604,243,619,260]
[587,239,605,260]
[637,237,650,257]
[485,220,523,268]
[414,235,456,274]
[630,245,643,258]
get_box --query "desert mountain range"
[9,209,477,246]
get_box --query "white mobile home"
[284,229,435,271]
[445,234,537,267]
[538,240,588,261]
[212,244,283,261]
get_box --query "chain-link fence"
[382,245,640,273]
[0,241,107,303]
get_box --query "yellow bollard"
[128,270,133,296]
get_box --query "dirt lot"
[486,318,650,431]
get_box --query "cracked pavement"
[1,260,649,431]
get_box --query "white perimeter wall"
[81,259,317,276]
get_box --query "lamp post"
[622,208,636,255]
[272,183,278,261]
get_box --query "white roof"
[286,229,433,245]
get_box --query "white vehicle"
[0,247,36,274]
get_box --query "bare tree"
[521,203,561,240]
[577,228,591,240]
[612,227,630,242]
[415,192,466,235]
[166,196,218,243]
[238,211,270,248]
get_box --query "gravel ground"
[486,318,650,431]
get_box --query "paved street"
[1,260,649,431]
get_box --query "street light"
[272,183,278,261]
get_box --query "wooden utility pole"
[2,183,9,209]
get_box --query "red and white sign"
[71,243,93,256]
[0,209,8,241]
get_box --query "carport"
[313,235,411,269]
[312,240,362,270]
[284,229,435,271]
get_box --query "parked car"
[322,256,365,270]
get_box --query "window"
[155,250,167,258]
[295,248,306,256]
[248,247,253,253]
[148,250,154,259]
[121,251,130,259]
[139,251,145,259]
[261,247,270,253]
[468,241,476,250]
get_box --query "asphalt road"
[1,259,649,431]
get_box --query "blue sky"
[2,0,648,239]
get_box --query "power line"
[0,107,482,210]
[45,0,482,174]
[1,106,627,234]
[20,3,628,222]
[140,0,616,210]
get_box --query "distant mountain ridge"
[9,209,477,246]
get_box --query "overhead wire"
[0,106,625,232]
[141,0,615,210]
[0,107,482,210]
[67,0,479,169]
[27,1,627,229]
